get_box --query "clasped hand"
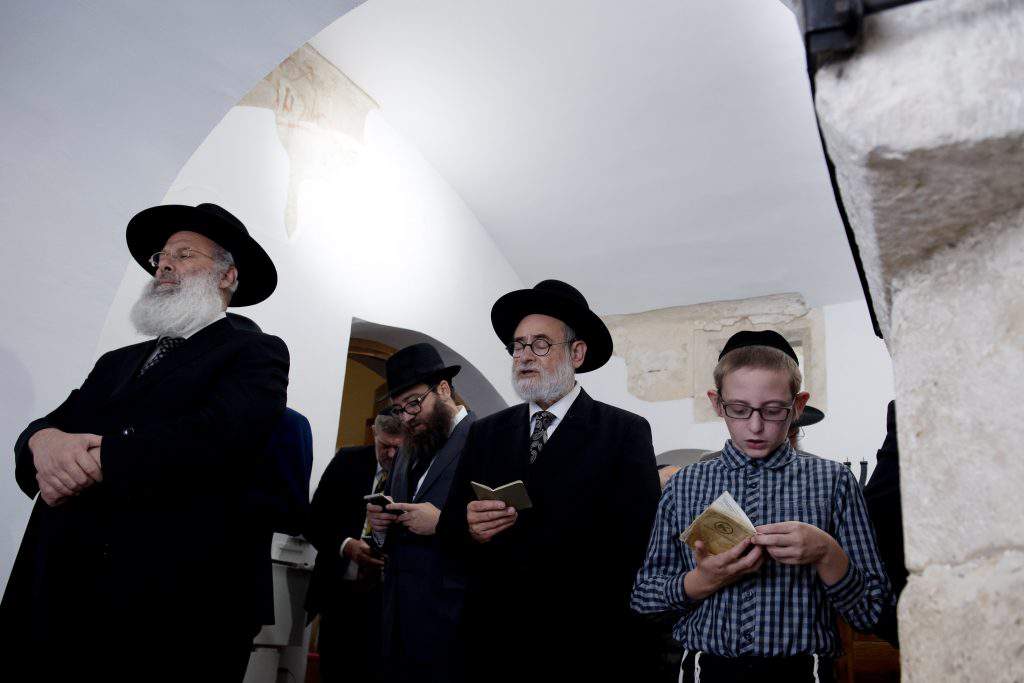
[29,428,103,507]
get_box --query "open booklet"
[470,480,533,510]
[679,491,756,555]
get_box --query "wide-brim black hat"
[490,279,613,373]
[126,203,277,307]
[386,343,461,398]
[795,405,824,428]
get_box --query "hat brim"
[387,365,462,399]
[490,290,612,373]
[126,205,277,307]
[795,406,825,427]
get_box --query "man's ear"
[569,340,587,370]
[437,380,452,400]
[219,265,238,290]
[707,390,723,417]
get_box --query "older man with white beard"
[1,203,289,683]
[439,279,662,683]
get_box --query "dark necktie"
[138,336,185,376]
[529,411,556,464]
[362,469,388,538]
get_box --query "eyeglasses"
[718,400,795,422]
[149,246,216,269]
[505,338,574,357]
[390,385,436,416]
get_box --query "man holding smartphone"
[305,410,404,683]
[366,343,475,683]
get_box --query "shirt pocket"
[771,496,831,531]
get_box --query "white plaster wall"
[0,0,362,597]
[580,298,894,469]
[95,104,524,498]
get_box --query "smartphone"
[363,493,402,515]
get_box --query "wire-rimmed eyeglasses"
[389,385,436,416]
[149,246,216,269]
[505,338,574,357]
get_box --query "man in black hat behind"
[1,203,289,682]
[439,279,662,682]
[365,342,475,683]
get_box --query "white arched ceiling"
[312,0,862,315]
[0,0,363,595]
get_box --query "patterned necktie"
[362,469,388,538]
[529,411,556,464]
[138,336,185,376]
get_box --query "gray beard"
[512,355,577,405]
[130,270,225,338]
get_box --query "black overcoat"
[439,389,662,682]
[1,316,288,678]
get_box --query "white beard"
[130,269,225,338]
[512,354,577,406]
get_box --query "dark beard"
[405,400,455,462]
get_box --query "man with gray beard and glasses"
[1,203,289,683]
[439,280,662,683]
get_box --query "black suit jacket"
[305,444,380,620]
[439,389,661,680]
[1,317,289,662]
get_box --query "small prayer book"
[680,491,756,555]
[470,480,533,511]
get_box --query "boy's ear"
[707,390,723,417]
[792,391,811,419]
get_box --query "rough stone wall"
[602,293,826,422]
[814,1,1024,680]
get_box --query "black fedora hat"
[386,343,461,398]
[126,202,277,307]
[490,279,613,373]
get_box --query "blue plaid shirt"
[631,440,892,657]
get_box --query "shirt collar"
[530,382,581,424]
[449,405,469,436]
[181,311,227,340]
[721,439,797,471]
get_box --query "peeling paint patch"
[239,44,377,239]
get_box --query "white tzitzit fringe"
[678,650,688,683]
[812,653,820,683]
[694,651,702,683]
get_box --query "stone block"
[891,212,1024,570]
[899,550,1024,683]
[814,0,1024,336]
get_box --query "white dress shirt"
[142,311,227,364]
[528,382,582,440]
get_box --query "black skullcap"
[718,330,798,364]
